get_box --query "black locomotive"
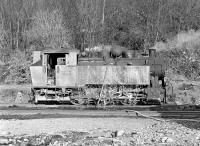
[30,45,168,105]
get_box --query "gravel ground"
[0,118,200,146]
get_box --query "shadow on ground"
[154,105,200,130]
[174,120,200,130]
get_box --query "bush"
[156,30,200,80]
[166,48,200,80]
[5,50,32,84]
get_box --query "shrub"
[5,50,32,84]
[156,30,200,80]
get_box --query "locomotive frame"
[30,46,168,105]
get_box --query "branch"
[101,0,106,26]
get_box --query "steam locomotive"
[30,45,168,105]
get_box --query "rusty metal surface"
[42,47,80,54]
[30,66,47,87]
[56,66,150,86]
[56,66,77,86]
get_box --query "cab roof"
[42,47,80,54]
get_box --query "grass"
[0,84,32,104]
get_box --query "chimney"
[149,49,156,57]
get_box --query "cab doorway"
[46,53,65,85]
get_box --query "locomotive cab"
[30,47,80,86]
[44,48,79,85]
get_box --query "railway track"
[0,104,200,120]
[0,103,200,110]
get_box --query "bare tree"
[26,9,72,49]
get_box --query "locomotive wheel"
[120,98,137,105]
[70,98,87,105]
[97,87,113,106]
[70,94,87,105]
[120,99,130,105]
[114,91,138,105]
[120,98,130,105]
[97,98,114,106]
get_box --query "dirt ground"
[0,118,151,135]
[0,75,200,145]
[166,70,200,105]
[0,117,200,146]
[0,85,31,104]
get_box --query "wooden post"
[65,54,70,66]
[42,54,47,66]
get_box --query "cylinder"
[111,47,122,58]
[149,49,156,57]
[102,50,110,60]
[125,50,135,58]
[97,52,102,58]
